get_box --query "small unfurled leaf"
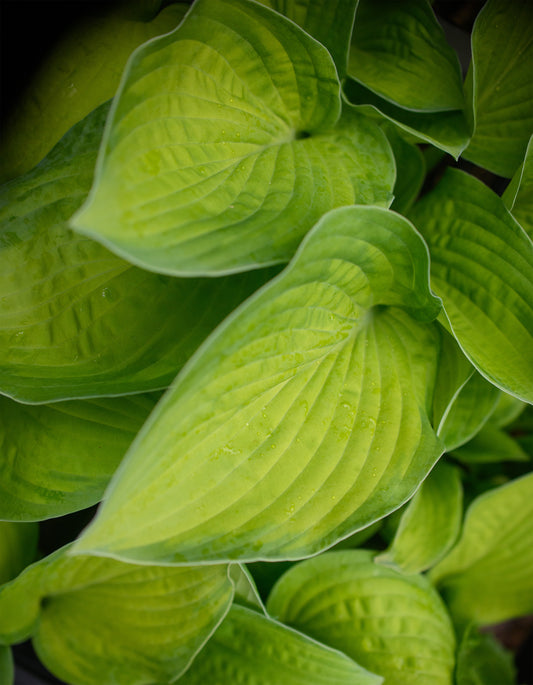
[71,0,394,275]
[463,0,533,177]
[409,168,533,404]
[386,127,426,214]
[437,369,500,452]
[430,472,533,626]
[376,461,463,574]
[455,623,516,685]
[0,522,38,585]
[0,102,276,403]
[503,134,533,239]
[349,0,464,112]
[0,4,189,183]
[451,424,530,464]
[257,0,359,79]
[229,564,265,612]
[267,550,456,685]
[343,79,471,158]
[71,205,443,565]
[0,546,233,685]
[0,394,158,521]
[179,604,382,685]
[0,647,13,685]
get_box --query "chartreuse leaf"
[180,604,382,685]
[455,623,516,685]
[409,168,533,404]
[0,393,158,521]
[386,127,425,215]
[0,102,277,403]
[490,391,526,428]
[451,424,530,464]
[504,134,533,239]
[343,80,470,159]
[256,0,359,79]
[267,550,456,685]
[229,564,265,612]
[375,461,462,574]
[463,0,533,177]
[0,647,13,685]
[343,0,470,158]
[349,0,464,112]
[0,546,233,685]
[0,522,38,584]
[432,327,500,452]
[0,3,189,183]
[71,0,395,276]
[430,472,533,626]
[72,205,444,565]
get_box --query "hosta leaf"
[490,391,526,428]
[0,3,188,183]
[0,102,276,403]
[256,0,359,79]
[0,522,38,584]
[0,546,233,685]
[72,205,444,565]
[180,604,382,685]
[430,472,533,626]
[409,168,533,404]
[376,461,463,574]
[349,0,464,112]
[386,127,425,215]
[455,623,516,685]
[463,0,533,177]
[71,0,394,276]
[503,134,533,239]
[0,393,158,521]
[229,564,265,612]
[436,369,500,452]
[0,647,13,685]
[343,79,471,159]
[451,424,530,464]
[267,550,456,685]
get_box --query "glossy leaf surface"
[0,102,276,403]
[430,472,533,626]
[463,0,533,177]
[0,547,233,685]
[180,604,382,685]
[0,394,158,521]
[349,0,464,112]
[73,206,443,564]
[409,168,533,404]
[267,550,456,685]
[72,0,394,275]
[376,461,463,574]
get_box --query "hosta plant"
[0,0,532,683]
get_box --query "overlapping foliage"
[0,0,532,683]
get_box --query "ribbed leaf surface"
[267,550,456,685]
[409,168,533,404]
[72,206,443,564]
[0,547,233,685]
[71,0,395,275]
